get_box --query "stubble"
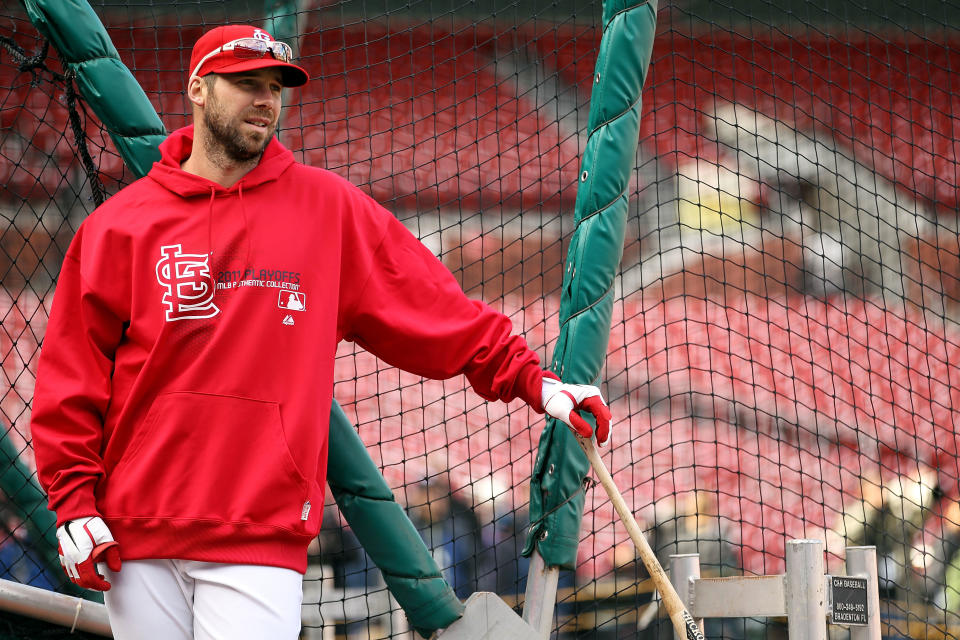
[202,87,277,166]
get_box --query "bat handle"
[577,436,705,640]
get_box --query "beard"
[202,90,277,164]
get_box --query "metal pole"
[0,579,111,636]
[846,546,881,640]
[670,553,703,640]
[785,539,826,640]
[522,548,559,640]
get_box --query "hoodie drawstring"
[238,182,253,269]
[207,186,216,257]
[205,182,253,269]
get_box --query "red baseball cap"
[189,24,309,87]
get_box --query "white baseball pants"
[102,560,303,640]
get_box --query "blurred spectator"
[0,502,56,589]
[908,494,959,603]
[925,498,960,621]
[308,499,385,639]
[473,477,529,596]
[836,465,937,599]
[314,499,378,590]
[406,474,481,599]
[675,156,763,241]
[944,544,960,627]
[649,490,739,577]
[636,491,741,640]
[596,543,653,640]
[0,422,68,592]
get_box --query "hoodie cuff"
[521,368,560,413]
[50,485,101,528]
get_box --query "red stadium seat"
[530,27,960,214]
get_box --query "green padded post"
[328,404,464,636]
[263,0,300,46]
[22,0,166,178]
[524,0,659,568]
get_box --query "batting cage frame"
[2,0,960,639]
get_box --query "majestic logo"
[156,244,220,321]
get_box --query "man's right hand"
[56,516,121,591]
[542,377,613,446]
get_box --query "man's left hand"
[542,377,613,446]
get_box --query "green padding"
[563,199,629,309]
[0,433,56,554]
[332,495,439,575]
[525,0,658,569]
[74,60,163,134]
[22,0,118,61]
[386,577,464,620]
[263,0,299,45]
[554,293,617,372]
[524,417,589,558]
[588,14,655,130]
[112,135,165,179]
[328,404,464,636]
[23,0,166,180]
[575,114,641,217]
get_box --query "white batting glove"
[542,377,613,446]
[56,516,121,591]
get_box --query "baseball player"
[30,24,611,639]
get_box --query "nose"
[252,85,276,106]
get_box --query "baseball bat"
[577,436,705,640]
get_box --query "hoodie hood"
[149,125,296,197]
[147,125,295,264]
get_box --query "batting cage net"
[2,0,960,638]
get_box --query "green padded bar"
[524,0,659,568]
[23,0,166,178]
[328,404,464,636]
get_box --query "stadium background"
[2,0,960,637]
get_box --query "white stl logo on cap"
[252,28,271,42]
[278,291,306,311]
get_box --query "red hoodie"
[31,126,547,572]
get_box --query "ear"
[187,75,207,108]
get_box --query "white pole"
[846,546,881,640]
[670,554,703,640]
[521,548,559,640]
[785,539,826,640]
[0,579,111,636]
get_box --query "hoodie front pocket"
[106,391,310,531]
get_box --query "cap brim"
[206,57,309,87]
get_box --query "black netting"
[2,0,959,638]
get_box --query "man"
[30,24,611,639]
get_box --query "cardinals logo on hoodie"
[156,244,220,321]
